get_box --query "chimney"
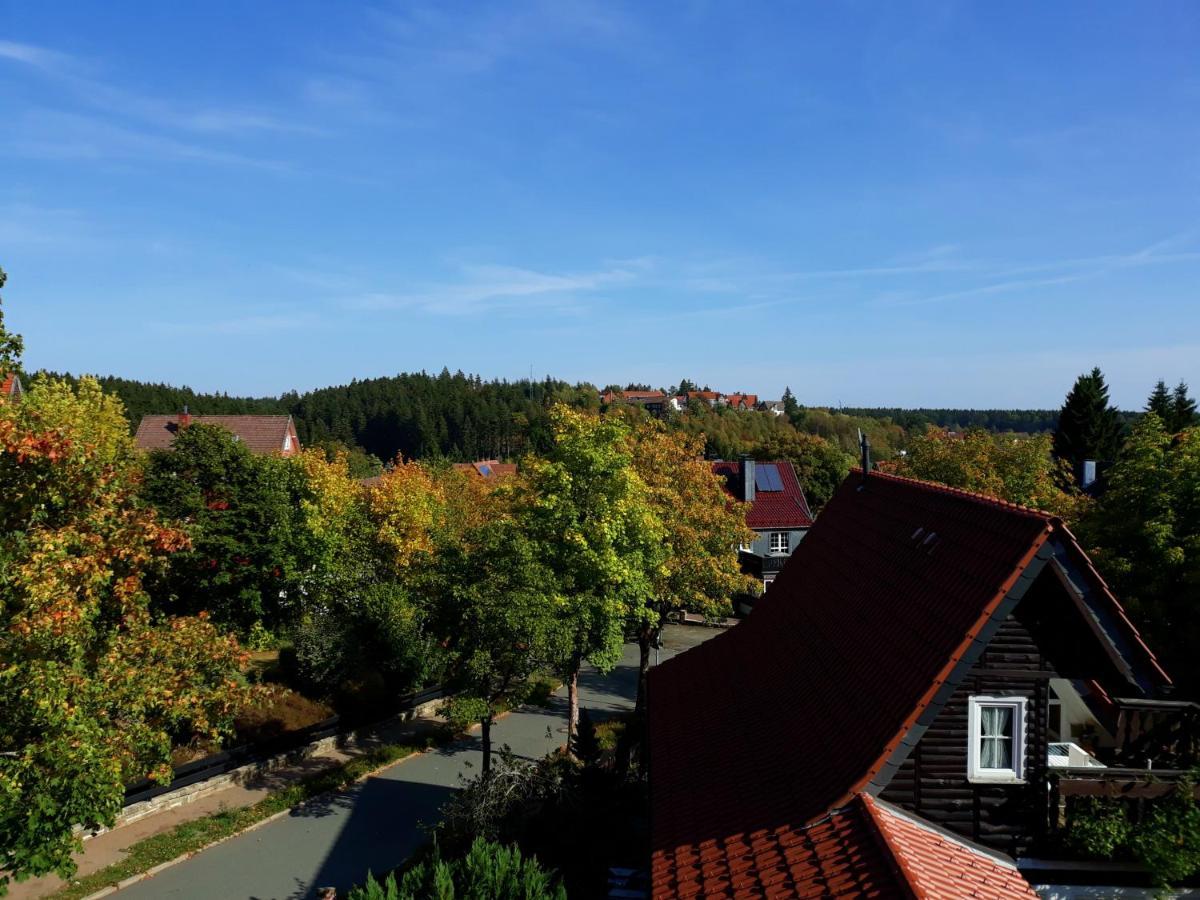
[859,430,871,486]
[179,404,192,429]
[740,454,755,502]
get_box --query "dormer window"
[967,696,1026,783]
[769,532,789,554]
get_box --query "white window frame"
[967,695,1027,784]
[283,433,293,451]
[768,531,789,554]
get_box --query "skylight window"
[754,464,783,492]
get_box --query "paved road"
[118,625,721,900]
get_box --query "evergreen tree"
[1172,381,1198,432]
[1146,380,1173,422]
[1053,368,1124,479]
[782,385,799,418]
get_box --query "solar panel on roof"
[754,464,783,492]
[478,464,492,476]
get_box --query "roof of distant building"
[711,459,814,529]
[1,372,22,399]
[726,392,758,409]
[134,415,299,455]
[650,470,1168,899]
[452,459,518,478]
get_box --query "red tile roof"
[452,459,518,478]
[726,393,758,409]
[1,372,22,399]
[134,415,299,456]
[652,792,1037,899]
[650,470,1168,899]
[711,460,814,529]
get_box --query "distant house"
[600,389,667,417]
[452,459,517,478]
[134,412,301,456]
[711,457,813,595]
[725,392,758,410]
[684,390,722,408]
[1,372,23,402]
[761,399,786,416]
[650,470,1190,897]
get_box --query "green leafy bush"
[1130,782,1200,885]
[348,838,565,899]
[1065,797,1132,859]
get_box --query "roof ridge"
[857,468,1053,520]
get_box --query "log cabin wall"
[879,613,1056,857]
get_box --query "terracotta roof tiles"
[711,460,814,530]
[650,470,1166,899]
[134,415,299,456]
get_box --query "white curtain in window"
[979,705,1013,768]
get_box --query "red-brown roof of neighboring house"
[452,459,518,478]
[652,792,1038,899]
[1,372,22,399]
[603,389,667,405]
[726,393,758,409]
[134,415,300,456]
[711,460,814,529]
[686,390,722,401]
[650,470,1168,899]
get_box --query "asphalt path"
[116,624,720,900]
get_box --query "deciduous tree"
[436,522,557,773]
[627,423,755,712]
[0,376,249,891]
[893,427,1085,520]
[141,424,312,633]
[1079,414,1200,692]
[517,407,663,742]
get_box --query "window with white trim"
[967,696,1026,783]
[283,433,293,451]
[768,531,789,554]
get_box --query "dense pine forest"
[34,369,1132,468]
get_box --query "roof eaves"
[858,469,1054,522]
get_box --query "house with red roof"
[452,459,518,478]
[650,470,1195,897]
[1,372,23,401]
[601,389,668,417]
[725,392,758,410]
[711,458,813,597]
[134,411,301,456]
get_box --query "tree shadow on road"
[283,776,454,899]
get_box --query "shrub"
[348,838,566,900]
[1130,781,1200,885]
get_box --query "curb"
[70,691,554,899]
[74,746,427,900]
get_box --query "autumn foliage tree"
[892,427,1085,520]
[517,407,664,741]
[0,376,249,891]
[627,422,756,712]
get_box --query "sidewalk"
[9,715,447,900]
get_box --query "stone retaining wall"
[80,695,444,840]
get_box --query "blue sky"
[1,1,1197,407]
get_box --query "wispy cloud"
[0,39,315,171]
[344,263,636,316]
[9,111,292,171]
[879,232,1200,307]
[151,312,323,336]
